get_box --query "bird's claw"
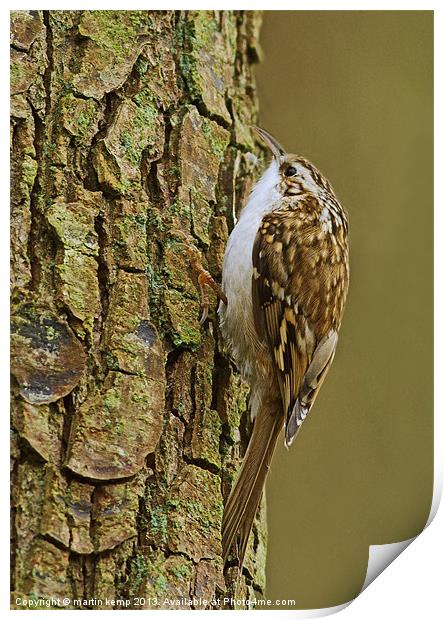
[199,304,209,325]
[172,230,227,324]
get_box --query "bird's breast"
[218,162,282,379]
[218,204,266,378]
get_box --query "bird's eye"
[284,166,297,177]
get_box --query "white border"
[3,2,441,618]
[4,2,441,9]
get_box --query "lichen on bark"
[10,9,265,609]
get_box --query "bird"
[218,126,349,570]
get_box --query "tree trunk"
[10,9,266,610]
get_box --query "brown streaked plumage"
[218,126,349,571]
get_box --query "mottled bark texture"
[10,10,266,610]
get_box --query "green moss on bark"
[11,8,265,610]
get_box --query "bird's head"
[252,126,334,197]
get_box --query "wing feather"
[251,207,345,442]
[252,215,310,423]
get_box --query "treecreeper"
[198,126,350,571]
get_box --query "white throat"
[238,159,280,223]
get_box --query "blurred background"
[255,11,433,609]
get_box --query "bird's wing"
[252,208,339,444]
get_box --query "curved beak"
[252,126,286,160]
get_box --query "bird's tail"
[222,399,283,569]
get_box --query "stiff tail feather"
[222,404,283,569]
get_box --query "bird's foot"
[173,230,227,324]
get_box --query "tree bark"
[10,9,266,610]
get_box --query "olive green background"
[255,11,433,609]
